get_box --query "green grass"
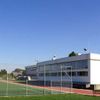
[0,94,99,100]
[0,81,100,100]
[0,81,59,96]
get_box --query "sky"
[0,0,100,68]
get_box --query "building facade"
[26,53,100,88]
[25,65,37,79]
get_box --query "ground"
[0,80,60,96]
[0,80,100,100]
[0,94,99,100]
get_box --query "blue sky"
[0,0,100,67]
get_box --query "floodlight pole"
[6,71,8,97]
[60,65,62,94]
[50,66,53,95]
[50,80,52,94]
[71,65,73,93]
[43,64,46,95]
[26,79,28,96]
[35,59,39,80]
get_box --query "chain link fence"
[0,64,73,96]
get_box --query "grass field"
[0,94,99,100]
[0,80,100,100]
[0,80,59,96]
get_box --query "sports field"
[0,80,60,96]
[0,94,99,100]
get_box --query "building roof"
[25,65,36,68]
[37,53,100,66]
[25,53,100,67]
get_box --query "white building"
[26,53,100,88]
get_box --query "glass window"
[77,71,88,76]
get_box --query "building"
[12,68,24,77]
[25,65,37,79]
[26,53,100,89]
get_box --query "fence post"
[50,80,52,94]
[26,79,28,96]
[71,65,73,93]
[60,65,62,94]
[6,71,8,97]
[43,65,46,95]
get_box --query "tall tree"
[68,51,78,57]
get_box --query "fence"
[0,64,73,96]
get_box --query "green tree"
[22,70,26,76]
[68,51,78,57]
[0,69,7,75]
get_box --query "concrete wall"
[90,54,100,84]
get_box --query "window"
[39,73,44,76]
[60,60,88,70]
[62,72,66,76]
[77,71,88,76]
[51,73,57,76]
[74,60,88,69]
[72,72,76,76]
[65,72,76,76]
[46,73,51,76]
[67,72,71,76]
[58,72,66,76]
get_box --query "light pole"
[70,65,73,93]
[34,59,39,80]
[60,65,62,94]
[6,71,8,97]
[43,64,46,95]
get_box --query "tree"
[22,70,26,76]
[14,68,24,72]
[68,51,78,57]
[0,69,7,77]
[0,69,7,74]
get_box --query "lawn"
[0,80,100,100]
[0,94,99,100]
[0,81,59,96]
